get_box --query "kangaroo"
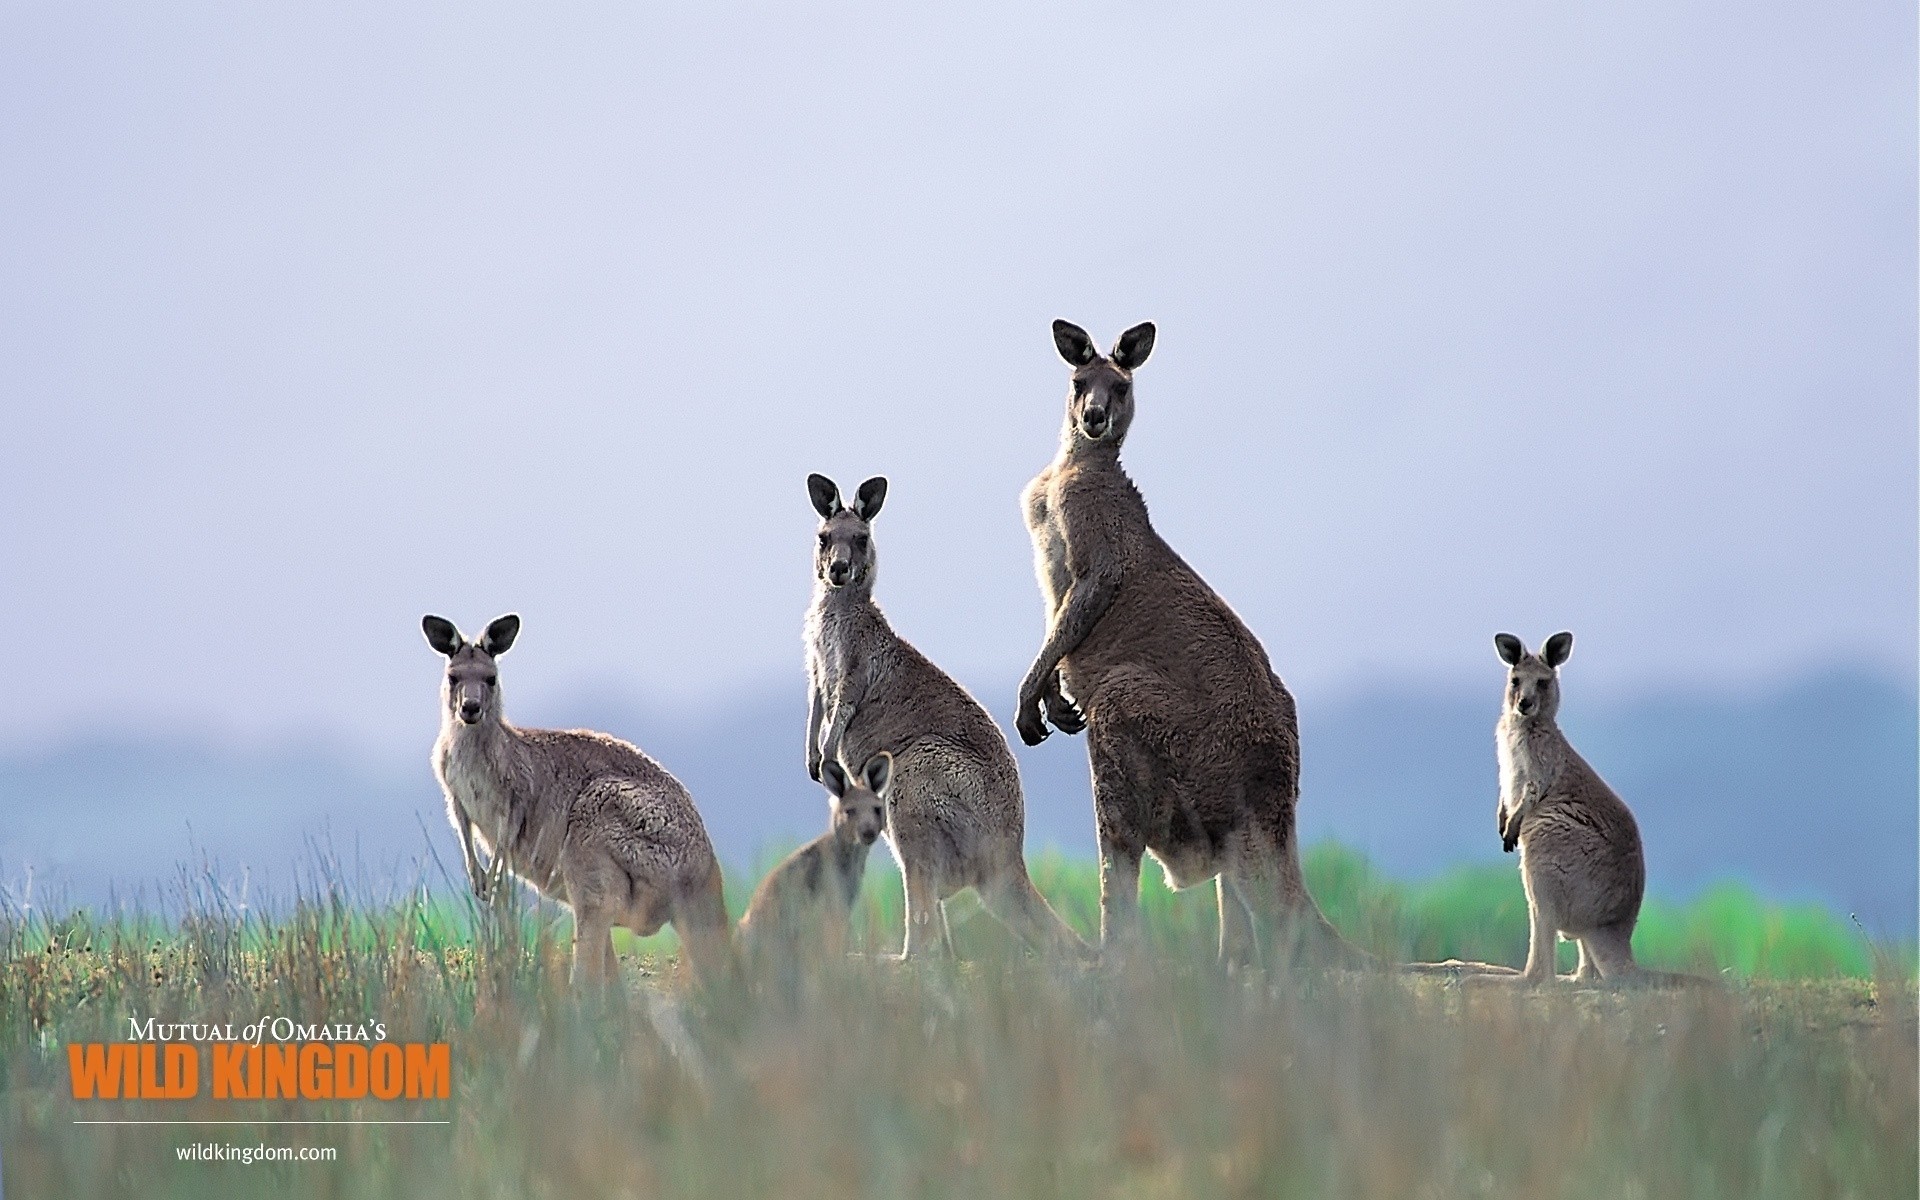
[422,613,733,989]
[1016,320,1366,969]
[803,473,1089,960]
[737,752,891,959]
[1491,632,1703,987]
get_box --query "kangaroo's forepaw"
[1015,706,1050,746]
[1044,691,1086,734]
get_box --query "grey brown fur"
[423,614,733,988]
[803,473,1089,960]
[1490,632,1701,987]
[737,751,891,959]
[1016,320,1364,967]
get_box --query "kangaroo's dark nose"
[828,561,851,585]
[1084,406,1107,429]
[460,700,482,722]
[1517,698,1535,716]
[861,828,878,845]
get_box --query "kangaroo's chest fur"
[1023,452,1149,616]
[435,724,568,896]
[1498,716,1614,830]
[1022,464,1074,619]
[440,729,517,846]
[1497,718,1562,811]
[807,596,874,701]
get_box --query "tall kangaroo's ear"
[1493,633,1526,665]
[1111,322,1156,370]
[853,476,888,522]
[821,759,850,799]
[1541,631,1573,668]
[1052,320,1097,367]
[481,614,521,657]
[862,750,893,797]
[423,616,465,657]
[807,473,843,519]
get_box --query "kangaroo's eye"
[817,532,830,547]
[854,535,869,551]
[483,675,497,686]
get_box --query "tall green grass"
[11,842,1904,982]
[751,841,1905,980]
[2,862,1914,1200]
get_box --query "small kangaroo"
[803,473,1089,960]
[737,751,891,958]
[1493,632,1700,987]
[423,613,733,988]
[1017,320,1366,968]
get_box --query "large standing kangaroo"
[803,474,1088,961]
[1016,320,1365,968]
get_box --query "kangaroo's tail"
[1623,967,1721,990]
[1287,887,1384,970]
[983,861,1095,961]
[1266,798,1383,971]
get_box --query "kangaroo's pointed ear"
[423,616,465,657]
[1494,633,1526,665]
[1541,631,1573,668]
[1052,320,1096,367]
[1111,322,1156,370]
[862,750,893,797]
[807,473,843,519]
[853,476,888,522]
[481,614,520,657]
[821,759,850,799]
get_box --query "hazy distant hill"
[2,669,1912,932]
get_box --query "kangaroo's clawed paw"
[1043,687,1086,734]
[1015,701,1051,746]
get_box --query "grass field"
[2,844,1914,1198]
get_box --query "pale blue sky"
[2,2,1913,757]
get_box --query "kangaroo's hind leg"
[898,865,950,961]
[571,904,616,992]
[1217,873,1259,968]
[1515,867,1561,985]
[1571,938,1599,983]
[1520,912,1559,986]
[1579,922,1639,982]
[668,867,737,987]
[1088,721,1152,957]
